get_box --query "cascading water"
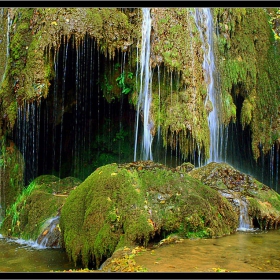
[194,8,220,164]
[36,216,60,248]
[236,198,255,232]
[134,8,153,161]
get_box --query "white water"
[1,234,47,250]
[194,8,220,163]
[236,198,255,232]
[134,8,153,161]
[36,216,60,248]
[0,216,60,250]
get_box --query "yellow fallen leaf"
[99,171,103,175]
[160,200,165,204]
[123,247,130,251]
[107,197,112,202]
[111,173,117,176]
[51,21,57,25]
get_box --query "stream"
[0,230,280,273]
[0,234,76,272]
[134,229,280,273]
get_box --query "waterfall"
[1,8,12,85]
[236,198,255,232]
[134,8,153,161]
[194,8,220,163]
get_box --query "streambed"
[133,229,280,272]
[0,230,280,272]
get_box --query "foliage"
[116,71,134,95]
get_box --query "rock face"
[36,216,61,248]
[188,162,280,230]
[60,161,238,269]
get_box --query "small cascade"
[236,198,255,232]
[134,8,153,161]
[36,216,61,248]
[194,8,220,163]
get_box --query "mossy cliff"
[60,162,238,269]
[0,8,140,136]
[149,8,210,160]
[213,8,280,160]
[0,8,278,167]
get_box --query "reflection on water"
[0,234,75,272]
[134,230,280,272]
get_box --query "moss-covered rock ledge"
[188,162,280,230]
[60,161,238,269]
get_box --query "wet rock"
[36,216,61,248]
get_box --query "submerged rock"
[60,161,238,269]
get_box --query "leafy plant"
[116,71,134,95]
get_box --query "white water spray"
[134,8,153,161]
[194,8,220,163]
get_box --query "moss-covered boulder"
[188,162,280,230]
[60,161,238,269]
[0,174,81,245]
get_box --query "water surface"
[0,235,75,272]
[134,230,280,272]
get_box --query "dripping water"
[134,8,153,161]
[15,100,41,185]
[59,37,68,180]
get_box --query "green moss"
[149,8,210,160]
[60,162,238,269]
[0,8,140,137]
[0,137,24,214]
